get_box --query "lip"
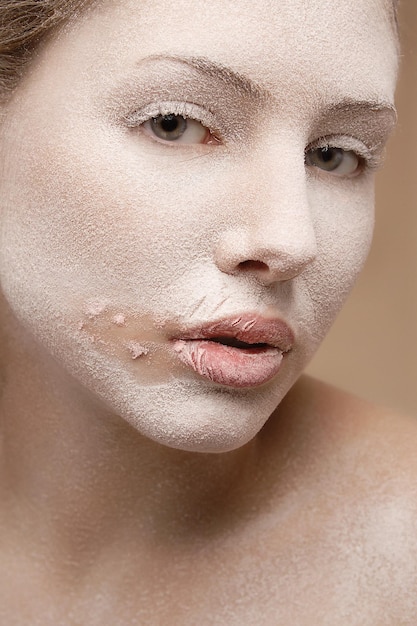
[171,314,294,388]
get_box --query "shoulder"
[281,374,417,454]
[261,377,417,618]
[288,377,417,580]
[282,374,417,500]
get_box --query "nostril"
[238,260,268,272]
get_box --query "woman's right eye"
[142,114,216,145]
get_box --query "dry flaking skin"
[0,0,416,624]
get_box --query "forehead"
[28,0,399,112]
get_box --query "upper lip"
[172,314,294,353]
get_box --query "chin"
[81,363,293,453]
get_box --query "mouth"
[208,336,270,350]
[171,314,294,388]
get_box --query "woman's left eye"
[305,146,361,177]
[142,114,213,144]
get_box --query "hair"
[0,0,400,101]
[0,0,91,99]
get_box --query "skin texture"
[0,0,397,453]
[0,0,416,624]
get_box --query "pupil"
[151,114,187,141]
[321,147,337,163]
[318,147,344,170]
[160,114,180,133]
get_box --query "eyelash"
[124,101,222,143]
[305,135,382,173]
[124,101,382,173]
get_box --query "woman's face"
[0,0,397,451]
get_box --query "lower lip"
[173,339,284,388]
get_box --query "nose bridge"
[236,137,317,278]
[214,128,319,284]
[252,149,314,242]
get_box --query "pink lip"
[172,314,294,388]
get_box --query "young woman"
[0,0,415,623]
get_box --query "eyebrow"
[319,100,397,123]
[137,54,268,101]
[137,54,397,129]
[311,100,397,146]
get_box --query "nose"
[214,163,318,286]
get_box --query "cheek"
[0,107,374,361]
[303,176,375,343]
[0,121,229,324]
[0,119,223,367]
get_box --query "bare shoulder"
[281,375,417,504]
[279,374,417,463]
[257,376,417,621]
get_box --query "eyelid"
[124,100,221,137]
[306,135,384,171]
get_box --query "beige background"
[307,1,417,415]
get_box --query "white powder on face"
[0,5,406,625]
[113,314,126,326]
[126,341,149,360]
[0,0,398,451]
[84,299,110,319]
